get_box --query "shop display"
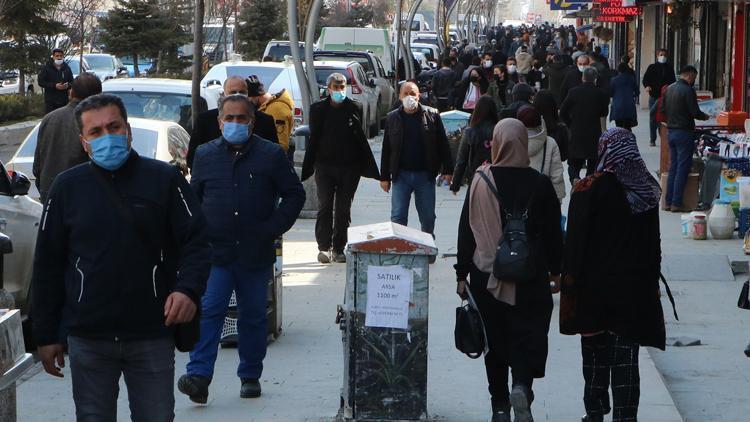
[692,213,708,240]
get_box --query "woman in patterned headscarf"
[561,128,667,422]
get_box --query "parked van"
[317,27,395,73]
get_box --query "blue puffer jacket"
[191,135,305,269]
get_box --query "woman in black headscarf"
[561,128,668,422]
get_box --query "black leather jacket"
[663,79,708,130]
[431,67,457,99]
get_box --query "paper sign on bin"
[365,265,412,329]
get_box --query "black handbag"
[91,164,201,352]
[738,280,750,310]
[454,285,489,359]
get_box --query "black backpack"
[477,171,539,284]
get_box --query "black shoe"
[510,385,533,422]
[744,342,750,357]
[491,410,511,422]
[332,251,347,263]
[650,140,657,147]
[177,374,210,404]
[317,251,331,264]
[240,378,261,398]
[582,415,604,422]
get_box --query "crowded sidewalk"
[15,109,685,422]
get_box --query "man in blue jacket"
[178,94,305,402]
[32,94,211,421]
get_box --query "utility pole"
[192,0,205,132]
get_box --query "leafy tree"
[346,0,373,27]
[0,0,65,94]
[237,0,285,61]
[98,0,185,75]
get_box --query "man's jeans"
[391,170,436,235]
[187,263,271,380]
[68,336,175,422]
[648,97,658,142]
[666,129,696,207]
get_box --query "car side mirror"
[0,231,12,255]
[369,78,377,87]
[387,70,395,79]
[7,171,30,196]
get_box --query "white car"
[411,43,440,67]
[0,161,42,322]
[102,78,217,134]
[7,118,191,200]
[81,53,128,81]
[200,60,305,127]
[412,52,432,72]
[0,71,40,96]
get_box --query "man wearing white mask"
[179,94,305,403]
[301,73,380,264]
[38,48,74,113]
[643,49,676,146]
[506,57,520,83]
[380,82,453,255]
[559,54,592,103]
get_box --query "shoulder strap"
[660,273,679,320]
[540,140,548,174]
[90,163,159,255]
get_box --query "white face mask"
[657,56,667,64]
[507,65,517,74]
[483,60,493,68]
[402,95,419,111]
[578,65,588,72]
[54,59,64,66]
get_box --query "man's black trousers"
[314,165,360,253]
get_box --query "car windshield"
[110,91,193,128]
[66,60,81,74]
[267,45,305,62]
[16,126,158,159]
[121,56,151,66]
[85,56,113,69]
[314,68,352,86]
[224,66,283,87]
[204,26,234,44]
[315,55,373,74]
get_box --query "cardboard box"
[660,173,699,210]
[717,111,748,127]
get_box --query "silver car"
[313,61,380,138]
[81,53,128,81]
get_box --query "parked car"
[262,41,307,62]
[81,53,128,81]
[313,60,380,138]
[0,69,40,96]
[317,27,396,74]
[200,60,305,127]
[120,55,155,77]
[65,56,92,80]
[411,32,439,47]
[412,52,432,72]
[7,118,191,200]
[0,161,42,323]
[410,42,440,66]
[313,50,395,124]
[102,78,215,134]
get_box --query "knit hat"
[246,75,265,97]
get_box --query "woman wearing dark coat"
[456,118,563,422]
[455,67,489,113]
[561,128,667,422]
[450,95,498,193]
[533,90,569,162]
[609,63,640,131]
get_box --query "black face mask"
[470,75,480,83]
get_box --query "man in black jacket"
[560,67,610,184]
[380,82,453,245]
[431,57,457,112]
[662,65,709,212]
[301,73,379,264]
[559,54,590,103]
[543,54,570,103]
[32,94,210,421]
[187,76,278,169]
[642,49,677,146]
[37,48,74,114]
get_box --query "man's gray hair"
[582,67,598,83]
[218,94,256,118]
[326,72,347,87]
[224,75,246,87]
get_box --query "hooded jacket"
[543,62,570,102]
[527,126,565,201]
[258,89,295,151]
[515,50,534,75]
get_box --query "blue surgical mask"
[222,122,251,144]
[86,133,130,171]
[331,90,346,103]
